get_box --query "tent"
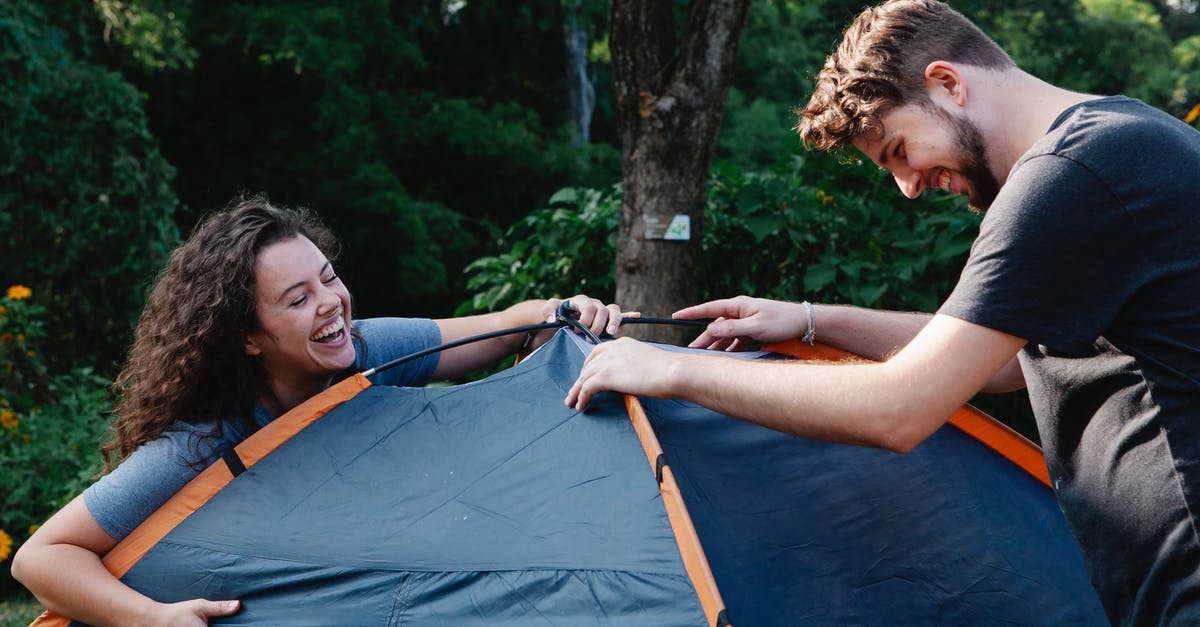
[38,330,1106,626]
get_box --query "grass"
[0,596,39,627]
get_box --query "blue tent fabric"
[87,330,1107,625]
[110,334,708,625]
[643,395,1108,625]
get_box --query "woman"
[12,196,628,626]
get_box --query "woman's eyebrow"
[275,261,332,303]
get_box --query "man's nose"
[893,168,923,199]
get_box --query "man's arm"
[567,314,1026,453]
[677,297,1025,392]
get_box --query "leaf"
[803,262,838,293]
[745,212,786,243]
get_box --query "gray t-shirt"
[84,317,441,541]
[940,97,1200,624]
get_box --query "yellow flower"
[1186,103,1200,125]
[5,285,31,300]
[822,195,836,205]
[28,524,39,535]
[0,408,17,429]
[0,305,6,317]
[0,529,12,562]
[26,350,36,359]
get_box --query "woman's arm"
[13,496,240,627]
[431,294,630,380]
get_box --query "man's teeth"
[938,170,952,190]
[310,317,345,341]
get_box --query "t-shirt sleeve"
[939,154,1142,353]
[82,429,218,541]
[353,317,442,386]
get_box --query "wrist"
[800,301,817,345]
[662,353,697,399]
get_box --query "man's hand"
[676,296,809,350]
[566,338,677,410]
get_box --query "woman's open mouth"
[310,317,346,343]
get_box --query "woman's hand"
[538,294,638,345]
[432,295,636,379]
[147,599,241,626]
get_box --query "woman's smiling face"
[244,235,355,397]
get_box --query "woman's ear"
[245,335,262,356]
[924,61,967,107]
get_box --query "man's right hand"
[675,296,810,350]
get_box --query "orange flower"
[0,333,10,344]
[0,305,6,317]
[0,408,17,429]
[5,285,31,300]
[28,524,39,535]
[0,529,12,562]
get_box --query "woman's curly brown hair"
[795,0,1014,151]
[100,195,337,471]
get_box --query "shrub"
[461,157,979,317]
[0,286,112,600]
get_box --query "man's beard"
[936,107,1001,212]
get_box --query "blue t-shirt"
[84,317,441,541]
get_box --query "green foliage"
[92,0,197,71]
[0,288,112,599]
[704,154,979,312]
[461,157,980,317]
[457,186,621,314]
[0,1,181,372]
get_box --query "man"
[566,0,1200,623]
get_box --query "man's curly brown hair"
[796,0,1014,152]
[100,195,338,471]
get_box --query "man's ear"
[924,61,967,107]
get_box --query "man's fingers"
[674,298,736,320]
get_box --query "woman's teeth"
[310,317,345,342]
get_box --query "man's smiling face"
[853,102,1002,212]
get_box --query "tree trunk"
[610,0,750,342]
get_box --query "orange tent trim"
[765,339,1050,488]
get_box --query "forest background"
[2,0,1200,609]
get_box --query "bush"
[0,285,112,600]
[461,157,979,317]
[0,2,181,373]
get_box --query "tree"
[0,0,183,372]
[609,0,750,340]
